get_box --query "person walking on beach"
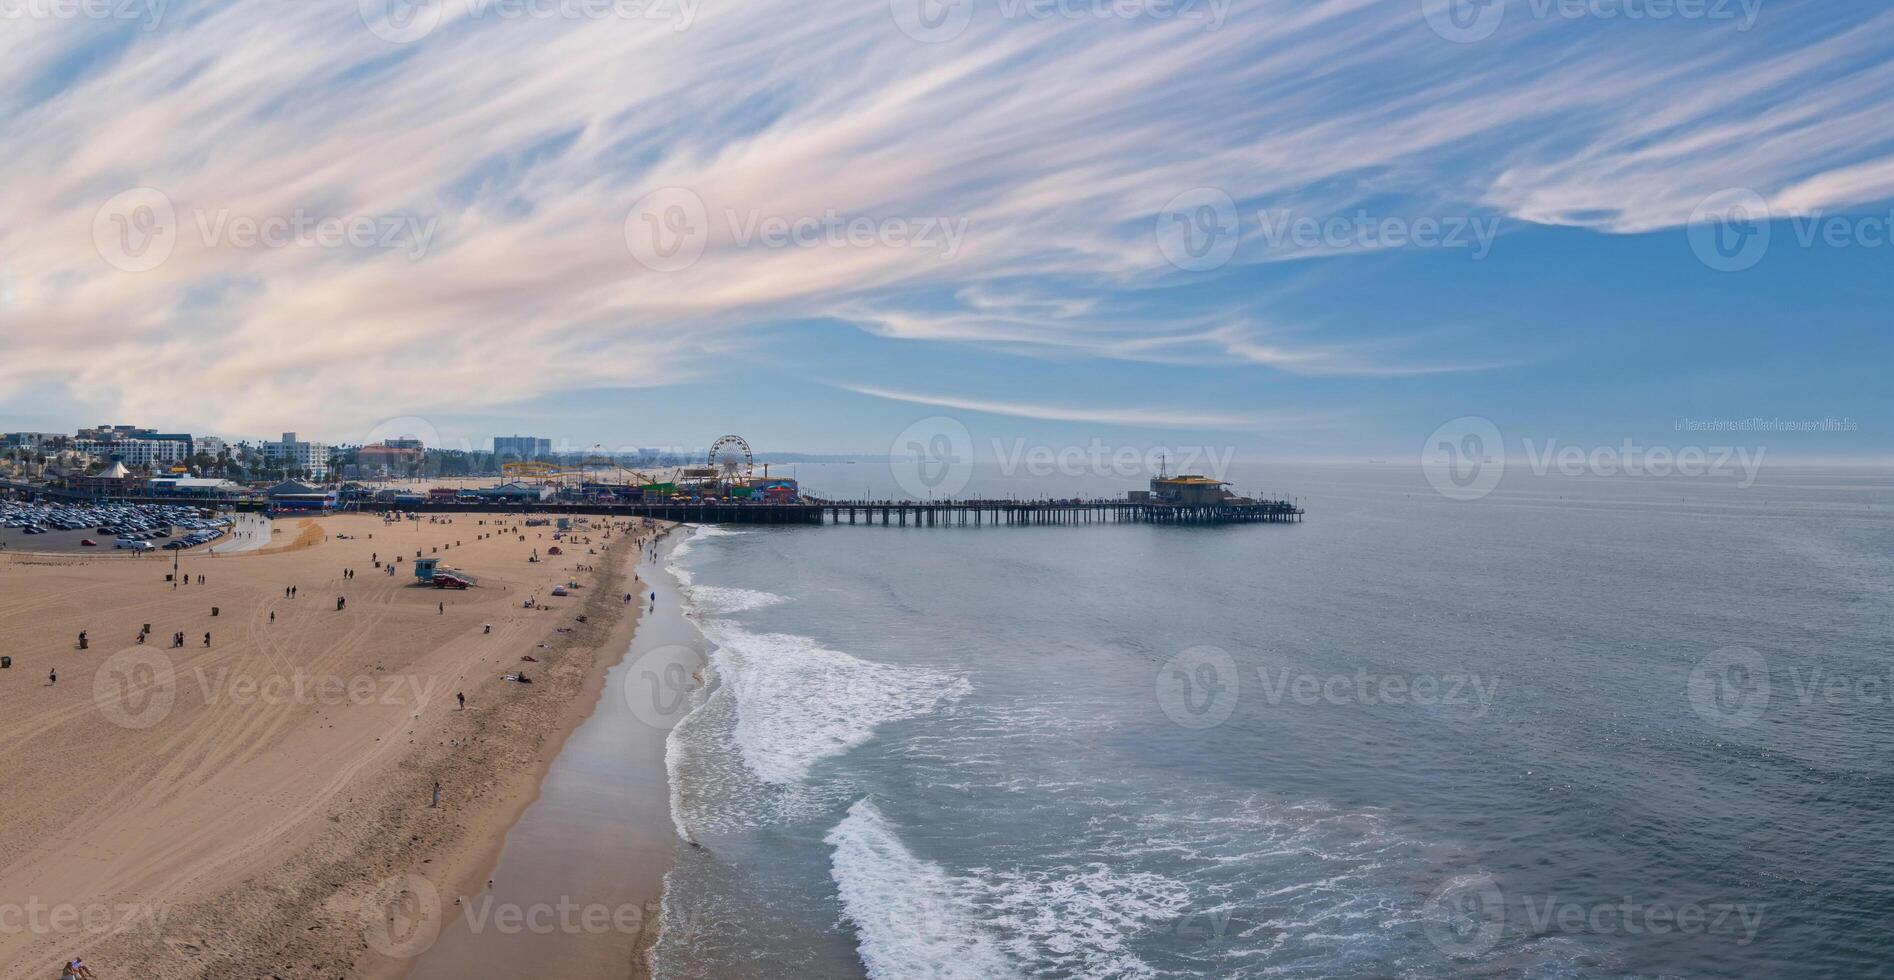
[431,781,441,808]
[438,601,444,615]
[270,610,275,623]
[457,692,466,710]
[49,668,57,686]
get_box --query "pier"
[804,499,1303,526]
[3,485,1302,527]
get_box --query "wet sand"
[406,529,700,978]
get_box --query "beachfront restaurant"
[264,479,338,511]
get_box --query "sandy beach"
[0,511,672,979]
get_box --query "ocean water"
[647,463,1894,979]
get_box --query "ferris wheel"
[707,434,754,481]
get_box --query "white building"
[73,432,193,469]
[260,432,331,480]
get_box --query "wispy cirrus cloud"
[836,383,1324,431]
[0,0,1888,439]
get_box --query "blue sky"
[1,0,1890,463]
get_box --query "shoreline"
[403,525,701,979]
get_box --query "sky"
[1,0,1891,466]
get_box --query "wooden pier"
[804,499,1303,526]
[5,483,1303,527]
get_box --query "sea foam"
[826,799,1023,980]
[701,622,970,786]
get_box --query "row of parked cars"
[1,501,231,549]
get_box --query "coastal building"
[78,460,143,495]
[73,426,194,469]
[2,432,64,449]
[148,476,245,498]
[1150,474,1232,506]
[260,432,331,480]
[264,479,337,511]
[358,439,426,474]
[471,481,552,503]
[493,435,551,460]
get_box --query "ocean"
[643,462,1894,979]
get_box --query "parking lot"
[0,500,233,554]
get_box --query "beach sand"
[0,511,671,979]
